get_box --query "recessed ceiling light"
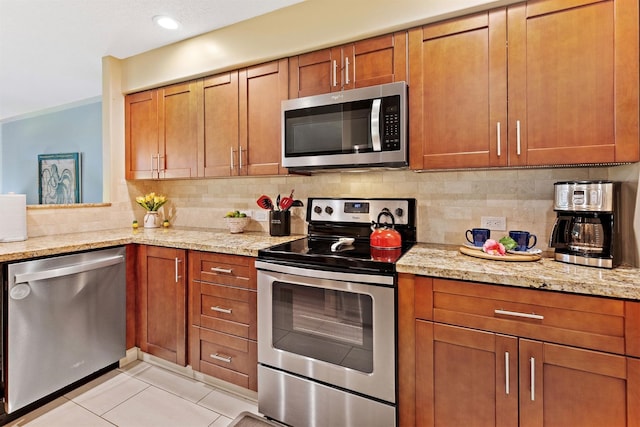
[153,15,180,30]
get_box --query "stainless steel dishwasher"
[2,246,126,414]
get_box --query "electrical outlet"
[481,216,506,231]
[253,210,268,221]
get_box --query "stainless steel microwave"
[281,81,408,171]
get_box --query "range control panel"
[307,198,413,225]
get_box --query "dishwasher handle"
[14,254,125,284]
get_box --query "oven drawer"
[192,252,255,289]
[433,278,625,354]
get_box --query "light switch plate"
[481,216,506,231]
[253,210,268,221]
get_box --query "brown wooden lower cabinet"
[399,274,640,427]
[188,251,258,391]
[137,245,187,366]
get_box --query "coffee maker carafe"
[549,181,620,268]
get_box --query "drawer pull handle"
[211,306,232,314]
[494,309,543,321]
[210,353,232,363]
[211,267,234,274]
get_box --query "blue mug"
[466,228,490,247]
[509,230,537,251]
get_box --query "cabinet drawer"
[433,279,626,354]
[195,282,257,339]
[193,252,255,289]
[197,328,257,381]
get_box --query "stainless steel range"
[256,197,416,427]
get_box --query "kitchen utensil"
[275,194,281,210]
[291,200,304,207]
[279,196,294,211]
[370,210,402,249]
[257,195,274,210]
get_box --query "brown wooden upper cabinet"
[125,81,200,179]
[239,59,289,176]
[409,0,639,170]
[127,59,288,179]
[201,71,240,177]
[202,60,289,177]
[289,32,407,98]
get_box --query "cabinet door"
[202,72,240,177]
[289,48,337,98]
[138,245,187,366]
[125,90,158,179]
[239,59,289,176]
[343,32,407,91]
[519,340,633,427]
[158,81,200,178]
[508,0,639,166]
[409,10,507,169]
[416,322,518,427]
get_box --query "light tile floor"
[6,361,261,427]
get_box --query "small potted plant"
[135,192,168,228]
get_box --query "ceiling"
[0,0,302,122]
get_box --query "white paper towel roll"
[0,194,28,242]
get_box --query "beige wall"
[23,0,640,267]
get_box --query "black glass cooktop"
[258,237,414,275]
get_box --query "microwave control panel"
[382,103,400,151]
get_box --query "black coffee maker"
[549,180,620,268]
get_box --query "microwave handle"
[371,99,382,151]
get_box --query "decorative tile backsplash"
[25,164,639,266]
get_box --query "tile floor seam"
[95,382,152,420]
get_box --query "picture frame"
[38,152,81,204]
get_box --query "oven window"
[272,281,373,373]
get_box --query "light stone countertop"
[397,243,640,301]
[1,231,638,301]
[0,227,302,262]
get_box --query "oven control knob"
[314,206,323,215]
[325,206,334,215]
[395,208,404,217]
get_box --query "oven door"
[256,261,396,404]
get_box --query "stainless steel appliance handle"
[494,309,544,320]
[211,353,232,363]
[14,255,124,284]
[371,99,382,152]
[344,56,350,85]
[211,306,232,314]
[505,351,510,395]
[497,122,501,157]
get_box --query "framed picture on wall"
[38,152,81,204]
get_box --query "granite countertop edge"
[1,231,638,301]
[397,243,640,301]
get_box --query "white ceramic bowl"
[225,216,251,233]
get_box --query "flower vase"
[143,211,160,228]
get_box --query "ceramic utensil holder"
[269,210,290,236]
